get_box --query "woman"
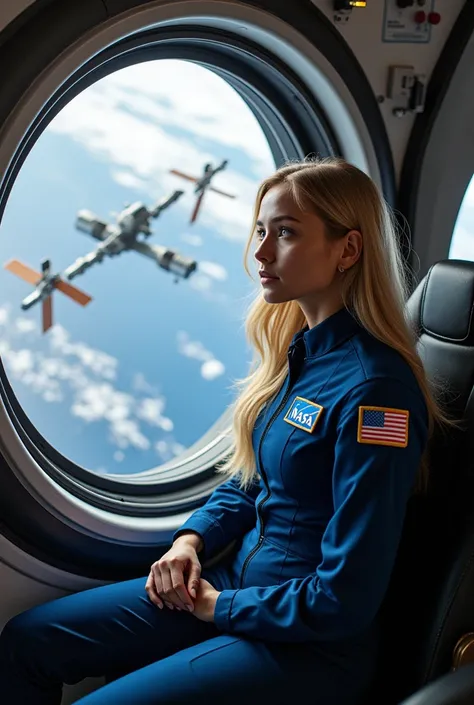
[0,157,446,704]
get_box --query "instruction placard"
[383,0,434,43]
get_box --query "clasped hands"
[145,538,221,623]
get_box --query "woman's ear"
[340,230,362,270]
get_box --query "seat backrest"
[400,664,474,705]
[370,259,474,704]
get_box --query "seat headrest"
[409,260,474,344]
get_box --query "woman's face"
[254,184,346,310]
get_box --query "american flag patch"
[357,406,409,448]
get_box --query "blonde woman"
[0,158,442,705]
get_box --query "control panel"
[383,0,441,43]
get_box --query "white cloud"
[190,274,212,292]
[15,317,36,334]
[111,169,150,192]
[0,305,10,326]
[7,348,34,376]
[450,224,474,260]
[187,273,230,305]
[172,442,185,456]
[155,439,169,460]
[201,359,225,381]
[70,383,174,452]
[94,61,272,170]
[49,325,117,380]
[3,347,64,403]
[181,233,203,247]
[0,310,179,456]
[109,417,150,451]
[71,383,127,422]
[136,397,174,432]
[177,330,225,381]
[46,60,274,243]
[154,439,186,462]
[132,372,159,395]
[198,261,228,281]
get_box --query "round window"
[0,59,275,476]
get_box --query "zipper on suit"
[239,342,305,588]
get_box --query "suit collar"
[290,306,361,358]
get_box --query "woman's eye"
[256,226,293,240]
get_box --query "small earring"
[338,266,345,273]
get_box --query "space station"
[0,1,473,704]
[4,160,235,331]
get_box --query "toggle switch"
[428,11,441,25]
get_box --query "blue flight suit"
[0,307,428,704]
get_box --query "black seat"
[368,259,474,703]
[399,664,474,705]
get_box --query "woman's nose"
[255,237,274,263]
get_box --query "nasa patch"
[284,396,323,433]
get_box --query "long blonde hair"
[216,157,453,493]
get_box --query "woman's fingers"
[160,563,190,611]
[145,572,163,609]
[150,565,174,609]
[170,563,194,612]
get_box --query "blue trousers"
[0,560,376,704]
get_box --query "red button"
[414,10,426,23]
[428,11,441,25]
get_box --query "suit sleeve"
[172,476,262,560]
[213,378,429,642]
